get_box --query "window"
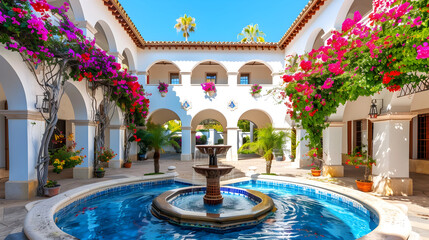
[206,73,216,83]
[240,73,249,84]
[170,73,180,84]
[354,120,362,149]
[418,114,429,159]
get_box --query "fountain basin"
[151,186,275,231]
[193,164,234,205]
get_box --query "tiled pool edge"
[24,173,178,240]
[222,175,411,240]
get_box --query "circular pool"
[24,175,412,240]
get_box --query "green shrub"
[217,139,224,144]
[196,135,207,145]
[243,136,250,144]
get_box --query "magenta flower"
[416,42,429,59]
[321,78,334,90]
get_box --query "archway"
[121,48,136,72]
[147,60,181,85]
[191,61,228,85]
[94,20,118,53]
[305,28,325,53]
[237,61,272,85]
[335,0,373,29]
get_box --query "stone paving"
[1,153,429,239]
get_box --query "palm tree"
[237,24,266,43]
[174,14,196,42]
[143,122,180,173]
[239,125,286,174]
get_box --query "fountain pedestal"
[194,145,233,205]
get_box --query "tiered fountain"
[151,145,275,231]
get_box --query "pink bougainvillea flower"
[328,62,344,75]
[300,60,312,72]
[321,78,334,90]
[305,105,314,111]
[416,42,429,59]
[342,18,355,32]
[282,75,294,83]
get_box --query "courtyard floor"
[1,154,429,239]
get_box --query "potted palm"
[201,82,216,97]
[346,155,376,192]
[44,180,61,197]
[158,82,169,97]
[141,122,180,173]
[238,125,286,174]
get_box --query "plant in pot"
[307,148,323,177]
[44,180,61,197]
[95,167,105,178]
[238,125,285,174]
[201,82,216,97]
[124,159,132,168]
[96,147,117,167]
[250,84,262,97]
[158,82,169,97]
[130,129,151,160]
[346,154,376,192]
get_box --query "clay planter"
[95,170,105,178]
[311,169,322,177]
[355,180,373,192]
[160,92,167,97]
[44,185,61,197]
[124,162,132,168]
[206,91,215,97]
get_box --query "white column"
[76,21,97,40]
[237,129,243,148]
[181,126,192,161]
[208,129,215,145]
[73,121,96,179]
[137,71,147,87]
[109,125,125,168]
[181,72,191,86]
[322,122,344,177]
[191,131,196,154]
[4,113,44,200]
[226,127,239,161]
[294,128,310,168]
[250,122,254,142]
[227,72,238,86]
[372,114,415,196]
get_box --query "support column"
[208,129,215,145]
[226,127,238,161]
[250,122,254,142]
[181,72,191,86]
[136,71,147,87]
[181,126,192,161]
[76,21,97,40]
[3,112,44,200]
[227,72,238,87]
[372,113,415,196]
[73,120,96,179]
[109,125,125,168]
[294,128,310,168]
[191,131,196,154]
[237,129,243,148]
[322,122,344,177]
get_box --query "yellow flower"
[67,133,74,141]
[54,159,60,164]
[58,166,63,170]
[61,160,65,164]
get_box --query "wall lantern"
[368,99,383,118]
[36,92,49,113]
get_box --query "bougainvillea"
[277,0,429,148]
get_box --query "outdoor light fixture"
[368,99,383,118]
[36,92,50,113]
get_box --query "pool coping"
[221,175,411,240]
[24,173,178,240]
[23,173,411,240]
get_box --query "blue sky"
[119,0,310,42]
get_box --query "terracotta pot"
[207,91,215,97]
[95,170,105,178]
[44,185,61,197]
[355,180,373,192]
[124,162,132,168]
[160,92,167,97]
[311,169,321,177]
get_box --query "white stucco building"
[0,0,428,200]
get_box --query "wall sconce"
[368,99,383,118]
[36,92,49,113]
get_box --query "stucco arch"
[191,60,228,73]
[146,60,181,84]
[305,28,325,53]
[146,60,182,73]
[191,60,228,84]
[238,60,273,73]
[68,0,85,21]
[148,108,181,125]
[63,81,91,121]
[0,55,28,111]
[94,20,118,53]
[334,0,373,30]
[121,48,136,72]
[238,109,273,129]
[191,109,227,131]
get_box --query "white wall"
[238,65,272,84]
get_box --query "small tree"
[239,125,286,174]
[142,123,179,173]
